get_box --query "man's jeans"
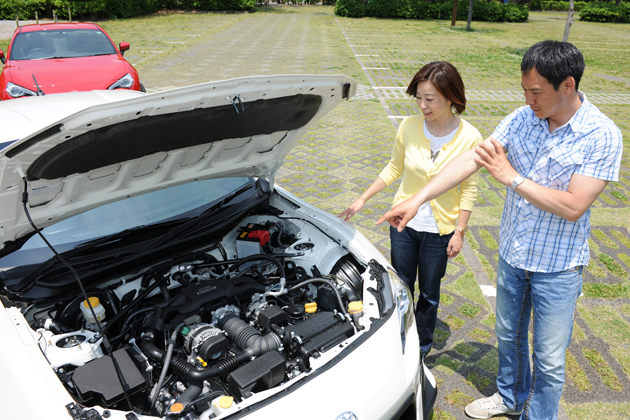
[496,256,582,420]
[390,226,452,354]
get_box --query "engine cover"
[281,312,354,363]
[228,351,286,401]
[159,276,266,323]
[71,348,146,408]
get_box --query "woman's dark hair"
[406,61,466,115]
[521,40,585,91]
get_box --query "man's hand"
[474,138,518,186]
[375,196,422,232]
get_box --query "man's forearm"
[413,147,482,206]
[512,175,608,222]
[376,147,482,230]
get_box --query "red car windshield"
[10,29,117,60]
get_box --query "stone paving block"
[119,7,630,419]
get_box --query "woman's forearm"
[358,177,388,203]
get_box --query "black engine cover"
[159,276,266,323]
[228,351,286,401]
[282,311,354,363]
[71,348,146,408]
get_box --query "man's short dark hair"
[521,40,585,91]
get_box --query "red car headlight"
[6,82,37,98]
[108,73,134,90]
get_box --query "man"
[376,41,623,419]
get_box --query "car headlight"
[107,73,134,90]
[6,82,37,98]
[388,268,414,354]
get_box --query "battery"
[236,223,270,258]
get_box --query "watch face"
[511,175,524,191]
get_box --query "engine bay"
[4,203,386,420]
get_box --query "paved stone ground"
[5,8,629,420]
[133,7,630,420]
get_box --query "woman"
[339,62,482,357]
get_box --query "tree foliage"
[580,2,630,22]
[334,0,366,17]
[358,0,528,22]
[0,0,255,20]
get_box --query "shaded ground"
[3,8,629,420]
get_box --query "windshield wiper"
[10,182,258,294]
[142,183,255,251]
[83,53,115,57]
[10,218,191,293]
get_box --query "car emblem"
[335,412,358,420]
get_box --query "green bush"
[580,2,630,22]
[358,0,528,22]
[366,0,406,17]
[0,0,256,20]
[0,0,45,20]
[335,0,366,17]
[538,1,587,12]
[466,1,528,22]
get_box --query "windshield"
[0,177,250,268]
[10,29,117,60]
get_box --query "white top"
[406,121,458,233]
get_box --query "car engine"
[17,214,373,419]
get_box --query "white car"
[0,75,436,420]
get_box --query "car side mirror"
[0,50,5,65]
[119,42,130,56]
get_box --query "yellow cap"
[170,403,184,413]
[348,301,363,314]
[304,302,317,314]
[83,297,100,308]
[219,396,234,409]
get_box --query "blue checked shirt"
[492,92,623,273]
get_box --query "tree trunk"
[616,0,621,6]
[451,0,458,26]
[562,0,575,42]
[466,0,474,30]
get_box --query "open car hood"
[0,75,356,251]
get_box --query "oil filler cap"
[304,302,317,314]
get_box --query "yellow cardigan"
[378,114,482,236]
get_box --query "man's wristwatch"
[455,226,468,235]
[510,174,525,191]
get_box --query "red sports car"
[0,22,144,100]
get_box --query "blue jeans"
[390,226,452,354]
[495,256,582,420]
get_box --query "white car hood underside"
[0,75,356,251]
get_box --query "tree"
[466,0,474,30]
[562,0,574,42]
[451,0,458,26]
